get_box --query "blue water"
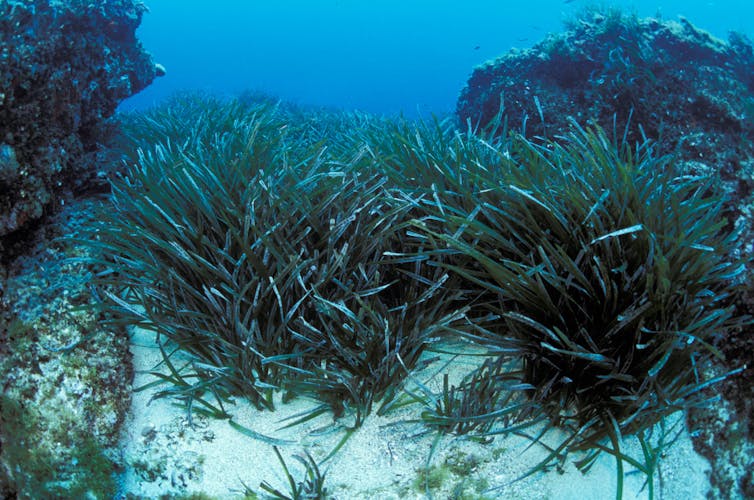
[121,0,754,117]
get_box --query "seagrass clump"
[411,123,746,464]
[93,95,465,422]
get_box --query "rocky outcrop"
[457,10,754,194]
[0,0,161,241]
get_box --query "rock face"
[0,0,160,240]
[457,10,754,192]
[0,199,133,498]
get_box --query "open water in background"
[120,0,754,118]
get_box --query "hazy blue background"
[122,0,753,117]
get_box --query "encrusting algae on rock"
[1,200,133,498]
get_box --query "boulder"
[457,10,754,202]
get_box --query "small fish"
[474,45,480,50]
[564,0,577,3]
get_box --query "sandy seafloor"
[117,326,711,499]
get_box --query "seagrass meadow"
[81,92,748,498]
[2,4,754,498]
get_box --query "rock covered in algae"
[0,0,162,241]
[457,9,754,191]
[0,199,133,498]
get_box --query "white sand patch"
[117,327,711,499]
